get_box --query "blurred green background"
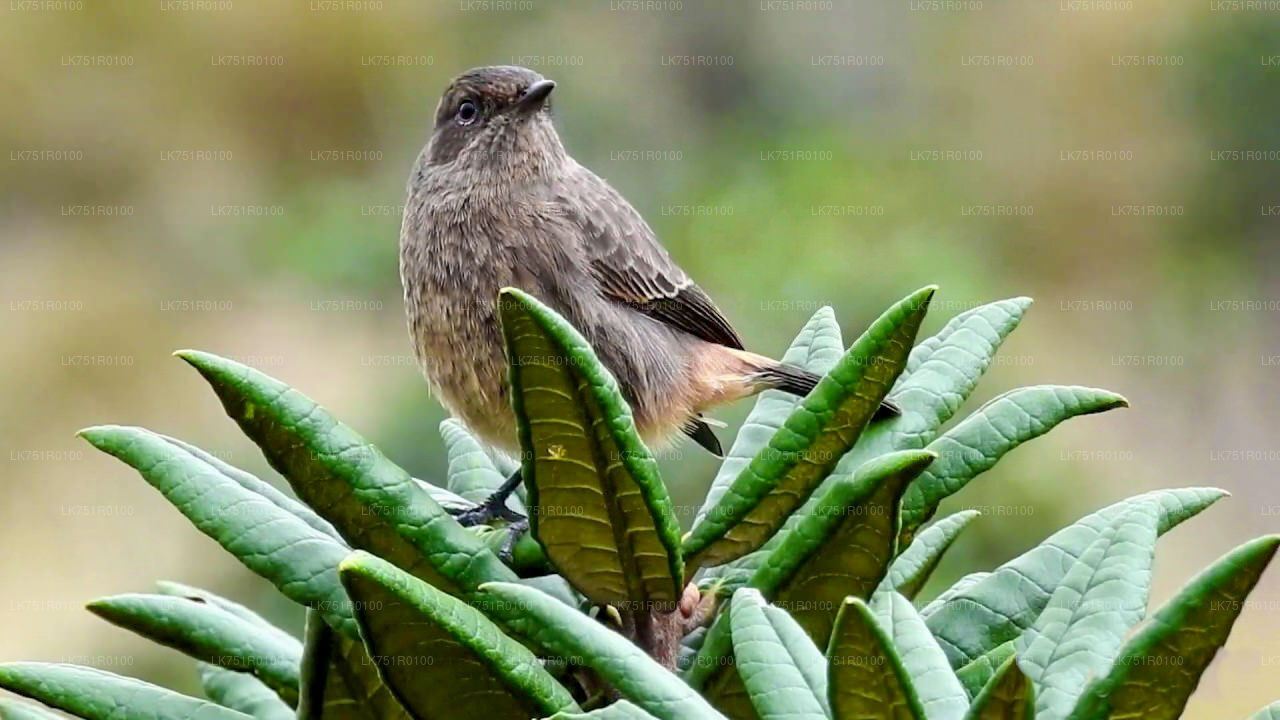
[3,1,1280,716]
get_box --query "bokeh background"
[3,1,1280,716]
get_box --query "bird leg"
[450,468,528,564]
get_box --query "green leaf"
[176,350,517,600]
[338,551,578,719]
[518,573,586,610]
[727,589,827,720]
[441,418,524,512]
[87,593,301,705]
[1250,701,1280,720]
[197,664,293,720]
[925,487,1226,667]
[903,297,1033,380]
[964,656,1034,720]
[871,592,969,720]
[753,450,934,646]
[879,510,980,600]
[1068,534,1280,720]
[153,582,299,648]
[698,297,1027,592]
[295,609,408,720]
[414,476,477,513]
[921,572,989,618]
[547,700,660,719]
[1016,505,1159,720]
[760,602,830,717]
[686,450,931,694]
[79,425,356,635]
[684,286,936,572]
[498,288,683,606]
[688,614,748,717]
[472,524,555,576]
[677,627,707,675]
[477,581,726,720]
[158,434,343,543]
[899,385,1128,543]
[827,597,926,720]
[955,641,1016,699]
[0,700,63,720]
[695,306,845,531]
[0,663,251,720]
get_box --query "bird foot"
[449,467,525,527]
[495,518,529,565]
[448,468,529,565]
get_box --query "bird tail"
[678,346,900,458]
[753,362,821,397]
[742,353,901,420]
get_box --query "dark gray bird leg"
[452,467,525,525]
[498,517,530,565]
[450,468,528,563]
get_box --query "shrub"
[1,287,1275,720]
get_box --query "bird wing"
[553,166,745,350]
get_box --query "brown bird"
[399,66,895,537]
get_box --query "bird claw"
[496,518,529,565]
[447,467,530,566]
[449,467,525,527]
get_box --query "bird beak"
[515,80,555,115]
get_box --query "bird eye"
[456,101,478,126]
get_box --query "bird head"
[424,65,565,178]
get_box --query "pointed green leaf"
[925,487,1226,667]
[338,551,578,719]
[498,288,683,607]
[441,418,524,512]
[296,609,408,720]
[686,450,930,693]
[904,297,1031,375]
[761,603,830,716]
[197,664,293,720]
[921,571,990,618]
[176,350,517,600]
[1069,534,1280,720]
[79,425,356,635]
[477,581,726,720]
[704,298,1032,588]
[158,434,343,543]
[755,450,934,646]
[153,582,299,648]
[415,476,477,513]
[956,641,1017,699]
[547,700,660,719]
[692,598,767,720]
[0,700,63,720]
[871,592,969,720]
[695,306,845,530]
[1250,701,1280,720]
[899,385,1128,543]
[879,510,980,600]
[686,613,743,712]
[0,663,250,720]
[1017,505,1159,720]
[828,597,926,720]
[518,573,586,610]
[964,655,1034,720]
[684,286,936,572]
[87,593,301,705]
[727,589,827,720]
